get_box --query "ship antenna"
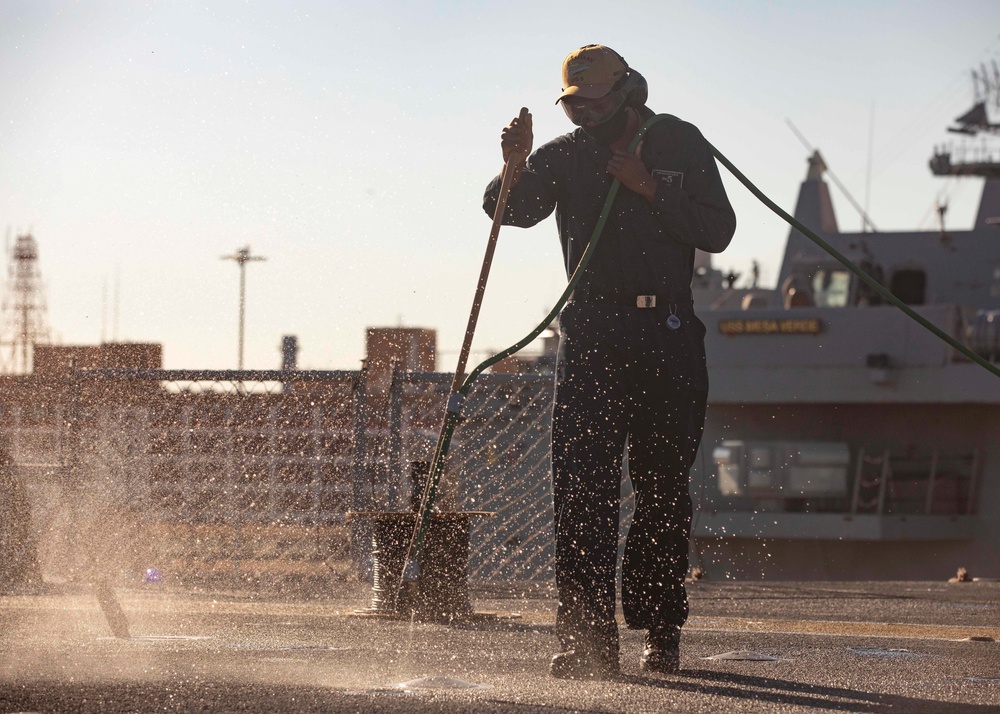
[785,118,879,232]
[864,101,876,234]
[992,60,1000,110]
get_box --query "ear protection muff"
[605,48,648,108]
[623,69,648,107]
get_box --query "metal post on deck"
[388,363,403,510]
[351,365,375,578]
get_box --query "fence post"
[388,362,403,511]
[351,365,374,578]
[66,360,85,581]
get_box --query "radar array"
[971,61,1000,110]
[931,64,1000,178]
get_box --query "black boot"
[640,626,681,674]
[550,648,619,680]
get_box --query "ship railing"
[850,447,979,516]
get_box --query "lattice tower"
[1,233,51,374]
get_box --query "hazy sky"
[1,1,997,371]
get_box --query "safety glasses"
[560,90,626,127]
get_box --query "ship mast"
[930,61,1000,179]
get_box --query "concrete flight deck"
[1,580,998,713]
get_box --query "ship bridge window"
[890,268,926,305]
[811,269,851,307]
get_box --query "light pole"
[221,245,266,370]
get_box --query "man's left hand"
[607,150,657,203]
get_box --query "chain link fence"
[393,372,557,584]
[2,368,564,596]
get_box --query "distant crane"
[221,246,266,370]
[0,232,51,374]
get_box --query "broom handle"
[396,108,529,602]
[450,106,529,389]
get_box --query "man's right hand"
[501,108,532,165]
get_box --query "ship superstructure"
[691,70,1000,580]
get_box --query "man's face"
[560,90,625,128]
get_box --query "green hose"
[404,115,1000,597]
[708,143,1000,380]
[465,132,1000,387]
[405,114,670,576]
[460,116,671,390]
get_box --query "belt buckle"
[636,295,656,309]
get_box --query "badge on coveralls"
[652,169,684,189]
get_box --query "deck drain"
[704,651,781,661]
[847,647,920,658]
[397,676,491,691]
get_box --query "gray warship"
[689,75,1000,580]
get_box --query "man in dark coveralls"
[483,45,736,679]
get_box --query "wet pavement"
[1,580,998,712]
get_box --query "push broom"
[394,108,531,605]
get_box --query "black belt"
[569,289,692,309]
